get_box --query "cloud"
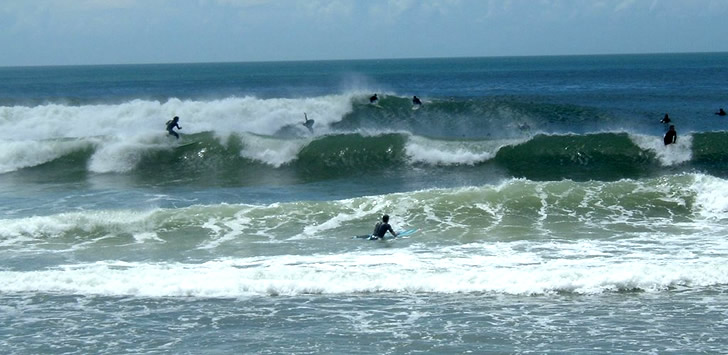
[615,0,636,12]
[300,0,354,17]
[79,0,139,9]
[422,0,462,15]
[649,0,659,12]
[214,0,274,8]
[388,0,416,14]
[369,0,417,20]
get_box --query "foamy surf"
[2,247,727,297]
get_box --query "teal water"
[2,53,728,353]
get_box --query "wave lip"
[0,139,96,174]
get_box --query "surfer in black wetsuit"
[716,108,726,116]
[660,113,671,124]
[372,214,397,240]
[302,112,314,133]
[369,94,378,104]
[412,96,422,106]
[166,116,182,139]
[664,125,677,146]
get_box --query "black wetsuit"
[664,130,677,145]
[373,222,395,238]
[166,120,181,139]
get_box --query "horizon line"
[1,50,727,69]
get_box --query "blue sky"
[1,0,727,66]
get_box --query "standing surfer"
[664,125,677,145]
[412,96,422,106]
[166,116,182,139]
[302,112,314,133]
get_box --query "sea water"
[1,53,728,354]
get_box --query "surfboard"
[396,228,418,237]
[354,228,418,240]
[412,105,420,111]
[175,141,198,149]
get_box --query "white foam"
[0,95,354,172]
[238,133,310,167]
[0,209,160,249]
[405,136,522,166]
[87,135,168,173]
[1,247,726,298]
[0,139,96,173]
[630,132,692,166]
[691,174,728,221]
[132,232,164,243]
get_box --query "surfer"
[716,108,726,116]
[369,94,378,104]
[412,96,422,106]
[664,125,677,146]
[302,112,314,133]
[660,113,671,124]
[166,116,182,139]
[372,214,397,240]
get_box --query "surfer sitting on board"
[664,125,677,146]
[372,214,397,240]
[716,108,726,116]
[166,116,182,139]
[369,94,378,104]
[412,96,422,106]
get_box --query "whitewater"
[2,54,728,354]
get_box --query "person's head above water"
[382,214,389,222]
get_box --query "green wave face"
[7,131,728,186]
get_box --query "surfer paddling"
[371,214,397,240]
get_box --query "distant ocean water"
[2,53,728,354]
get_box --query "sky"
[1,0,727,66]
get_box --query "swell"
[332,95,616,139]
[6,131,728,185]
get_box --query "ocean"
[1,53,728,354]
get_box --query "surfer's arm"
[388,225,397,236]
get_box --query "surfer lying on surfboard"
[371,214,397,240]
